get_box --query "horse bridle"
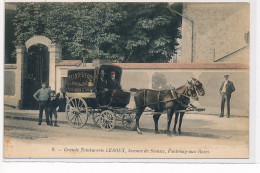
[185,83,198,98]
[191,79,205,96]
[171,82,198,99]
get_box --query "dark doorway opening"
[23,44,49,109]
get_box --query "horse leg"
[153,114,161,134]
[166,109,174,136]
[135,107,145,135]
[178,112,185,135]
[173,112,179,134]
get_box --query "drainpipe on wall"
[167,4,194,62]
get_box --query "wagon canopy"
[66,64,123,93]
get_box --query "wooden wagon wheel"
[122,113,136,130]
[65,97,88,129]
[92,109,101,126]
[99,110,116,131]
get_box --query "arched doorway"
[15,35,61,109]
[23,44,50,109]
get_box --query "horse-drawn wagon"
[65,64,206,135]
[65,64,136,131]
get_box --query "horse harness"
[142,84,195,110]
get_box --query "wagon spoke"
[78,115,83,125]
[74,99,78,108]
[93,114,99,119]
[77,99,80,108]
[75,115,79,126]
[77,116,80,126]
[103,122,107,128]
[79,101,84,109]
[73,115,77,125]
[67,112,74,117]
[71,99,76,108]
[80,107,86,113]
[67,109,73,114]
[75,99,78,108]
[108,122,112,128]
[70,114,77,122]
[122,113,136,130]
[74,116,77,126]
[65,98,88,129]
[99,110,115,131]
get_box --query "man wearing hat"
[107,71,121,91]
[33,82,51,125]
[104,71,121,105]
[97,70,109,105]
[219,74,235,118]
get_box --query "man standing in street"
[56,88,66,112]
[33,82,51,125]
[219,75,235,118]
[48,91,59,127]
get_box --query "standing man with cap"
[219,74,235,118]
[33,82,51,125]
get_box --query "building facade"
[180,3,249,64]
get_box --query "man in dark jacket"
[107,71,121,91]
[219,75,235,118]
[56,88,66,112]
[105,71,122,105]
[97,70,109,105]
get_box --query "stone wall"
[4,64,17,108]
[119,64,249,116]
[4,68,16,96]
[181,3,250,64]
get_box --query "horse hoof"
[155,131,160,134]
[167,132,172,137]
[178,132,182,136]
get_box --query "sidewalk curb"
[4,115,69,125]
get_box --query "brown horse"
[134,78,205,136]
[173,78,205,135]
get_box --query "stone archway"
[15,35,62,109]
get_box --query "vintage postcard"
[3,1,253,161]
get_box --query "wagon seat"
[97,65,131,108]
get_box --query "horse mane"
[175,84,187,91]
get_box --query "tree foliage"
[12,2,182,62]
